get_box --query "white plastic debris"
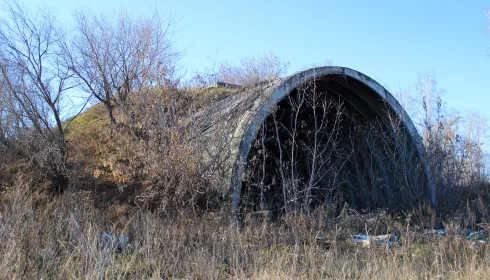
[471,240,487,249]
[352,234,399,247]
[426,229,446,236]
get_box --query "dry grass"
[2,84,489,279]
[1,184,489,280]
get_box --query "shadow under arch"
[230,66,436,230]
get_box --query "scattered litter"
[352,234,369,241]
[465,230,488,249]
[352,234,399,248]
[426,229,446,236]
[465,230,487,241]
[471,240,487,249]
[426,228,489,249]
[375,234,399,246]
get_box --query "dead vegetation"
[1,1,490,279]
[2,69,489,278]
[1,185,490,279]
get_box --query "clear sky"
[20,0,490,118]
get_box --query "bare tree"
[0,1,74,191]
[457,112,489,184]
[66,9,177,124]
[410,72,490,208]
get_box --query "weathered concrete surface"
[195,66,435,229]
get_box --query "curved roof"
[195,66,435,228]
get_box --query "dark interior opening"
[241,75,427,217]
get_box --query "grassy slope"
[65,103,110,166]
[64,87,240,185]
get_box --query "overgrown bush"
[87,82,230,213]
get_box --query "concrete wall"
[195,66,435,229]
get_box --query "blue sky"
[21,0,490,118]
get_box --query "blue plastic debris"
[352,234,370,242]
[437,229,446,235]
[352,235,371,247]
[101,232,131,253]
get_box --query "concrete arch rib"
[230,66,436,229]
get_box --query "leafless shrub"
[217,51,290,86]
[89,75,232,213]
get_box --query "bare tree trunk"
[273,112,288,216]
